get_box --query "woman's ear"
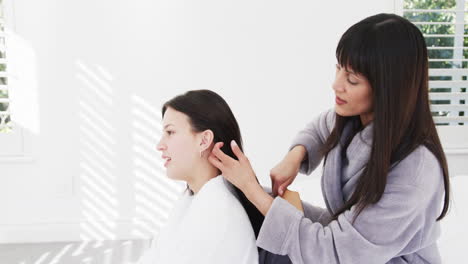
[199,129,214,152]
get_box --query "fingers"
[230,140,246,161]
[278,177,293,196]
[211,142,233,164]
[208,153,225,171]
[271,178,279,197]
[271,179,276,196]
[271,180,288,197]
[270,167,282,197]
[279,186,285,196]
[214,142,224,149]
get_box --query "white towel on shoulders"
[137,175,259,264]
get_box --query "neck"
[360,112,373,126]
[186,159,219,194]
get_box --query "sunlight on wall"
[131,95,184,240]
[76,60,118,243]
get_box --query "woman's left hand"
[208,140,259,194]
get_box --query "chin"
[334,106,349,116]
[166,170,186,182]
[335,106,360,117]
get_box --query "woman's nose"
[332,71,346,93]
[156,139,166,151]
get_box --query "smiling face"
[332,64,374,125]
[156,107,201,181]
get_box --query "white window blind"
[0,0,10,133]
[403,0,467,126]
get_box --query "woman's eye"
[347,78,358,85]
[166,131,174,135]
[347,75,359,85]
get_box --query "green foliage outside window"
[0,0,10,133]
[404,0,467,125]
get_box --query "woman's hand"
[208,140,259,194]
[208,140,274,216]
[270,145,306,196]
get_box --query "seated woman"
[137,89,262,264]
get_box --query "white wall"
[4,0,464,247]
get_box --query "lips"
[162,155,172,167]
[335,96,347,105]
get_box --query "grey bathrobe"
[257,109,444,264]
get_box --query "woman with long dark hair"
[137,90,263,263]
[209,14,450,263]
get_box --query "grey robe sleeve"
[289,109,335,175]
[256,149,444,264]
[301,200,332,226]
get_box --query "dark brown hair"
[322,14,450,221]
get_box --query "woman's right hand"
[270,145,306,197]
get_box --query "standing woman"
[209,13,450,263]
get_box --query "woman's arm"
[270,109,335,196]
[256,149,444,264]
[301,200,332,226]
[257,184,437,264]
[245,183,274,216]
[209,140,443,263]
[209,140,274,216]
[270,145,306,196]
[289,108,335,175]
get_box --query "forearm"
[289,109,335,175]
[244,147,306,216]
[287,145,307,164]
[245,183,274,216]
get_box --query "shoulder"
[196,176,239,203]
[302,108,336,137]
[388,145,443,190]
[320,108,336,133]
[190,177,256,239]
[192,176,249,220]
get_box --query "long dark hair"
[162,89,264,237]
[322,14,450,221]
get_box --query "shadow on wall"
[130,95,183,238]
[76,59,120,241]
[0,240,149,264]
[75,60,184,242]
[1,51,183,262]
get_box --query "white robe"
[137,175,259,264]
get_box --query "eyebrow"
[337,64,357,74]
[346,69,362,80]
[344,67,357,74]
[163,124,175,129]
[337,63,362,80]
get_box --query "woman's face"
[332,64,373,125]
[156,107,200,181]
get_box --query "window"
[402,0,467,126]
[397,0,468,147]
[397,0,468,175]
[0,0,10,133]
[0,0,30,159]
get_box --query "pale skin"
[209,140,274,215]
[209,64,374,216]
[156,107,219,194]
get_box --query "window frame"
[0,0,33,162]
[395,0,468,175]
